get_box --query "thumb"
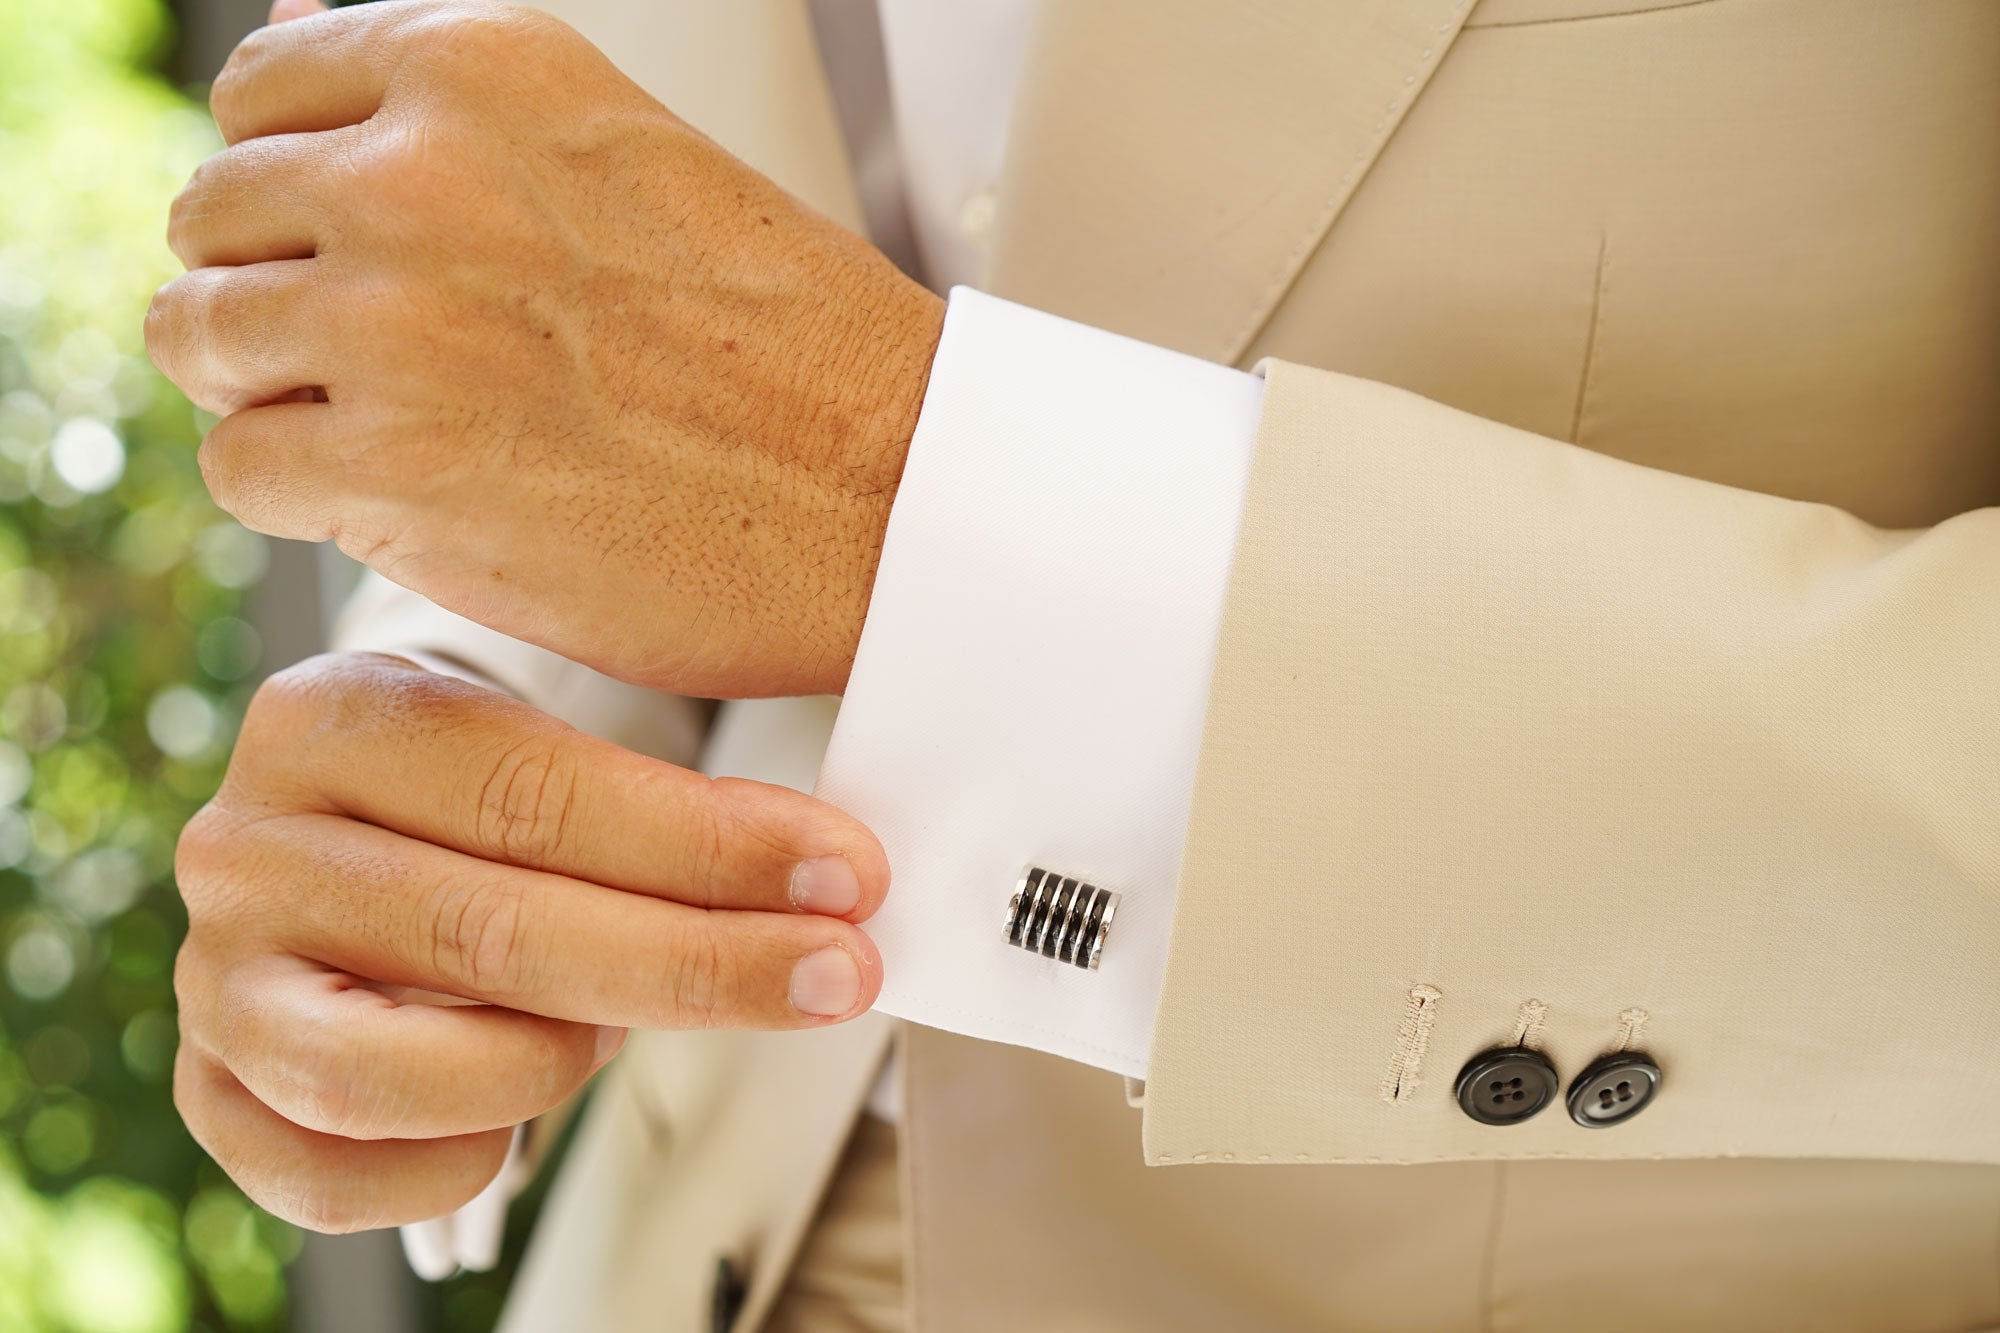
[268,0,328,23]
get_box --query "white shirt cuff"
[816,287,1263,1077]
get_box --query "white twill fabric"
[817,288,1262,1078]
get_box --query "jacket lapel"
[987,0,1480,363]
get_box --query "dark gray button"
[1567,1052,1662,1127]
[1454,1047,1559,1125]
[711,1256,746,1333]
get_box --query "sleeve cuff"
[816,287,1264,1077]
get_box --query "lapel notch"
[988,0,1480,364]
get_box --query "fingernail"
[593,1026,628,1066]
[789,856,861,916]
[789,946,863,1018]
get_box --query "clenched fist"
[173,653,888,1232]
[148,0,944,699]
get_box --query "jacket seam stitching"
[1569,229,1610,445]
[1381,983,1445,1103]
[1469,0,1728,30]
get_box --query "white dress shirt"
[873,0,1036,286]
[820,289,1259,1078]
[824,1,1263,1077]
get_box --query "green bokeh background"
[0,2,526,1328]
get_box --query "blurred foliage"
[0,0,296,1328]
[2,3,558,1330]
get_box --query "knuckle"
[143,277,195,377]
[141,285,170,354]
[201,441,336,543]
[197,432,333,542]
[248,652,371,729]
[241,652,441,767]
[208,31,272,138]
[193,426,239,512]
[170,939,209,1021]
[664,774,729,908]
[667,925,731,1030]
[413,5,586,102]
[211,970,371,1137]
[423,4,562,57]
[233,654,369,777]
[239,656,328,742]
[260,1173,378,1236]
[146,270,233,398]
[424,875,540,997]
[196,433,316,536]
[172,803,238,916]
[170,1045,205,1124]
[172,1048,231,1164]
[173,1051,306,1233]
[345,124,420,194]
[349,119,474,230]
[174,1046,386,1236]
[473,737,580,865]
[206,70,245,134]
[142,278,176,340]
[165,158,219,259]
[274,1038,373,1139]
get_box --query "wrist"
[807,265,946,694]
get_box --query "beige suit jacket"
[337,0,2000,1328]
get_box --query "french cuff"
[816,287,1263,1078]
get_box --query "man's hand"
[148,1,945,699]
[173,652,888,1232]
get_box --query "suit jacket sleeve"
[1142,359,1999,1167]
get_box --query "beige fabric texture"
[332,0,2000,1328]
[763,1115,906,1333]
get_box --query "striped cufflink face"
[1005,866,1118,970]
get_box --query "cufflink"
[1004,866,1119,970]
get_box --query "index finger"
[208,0,430,145]
[230,654,890,921]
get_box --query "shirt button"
[1454,1047,1559,1125]
[1566,1052,1662,1127]
[957,187,998,247]
[710,1256,746,1333]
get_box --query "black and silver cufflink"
[1004,865,1118,970]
